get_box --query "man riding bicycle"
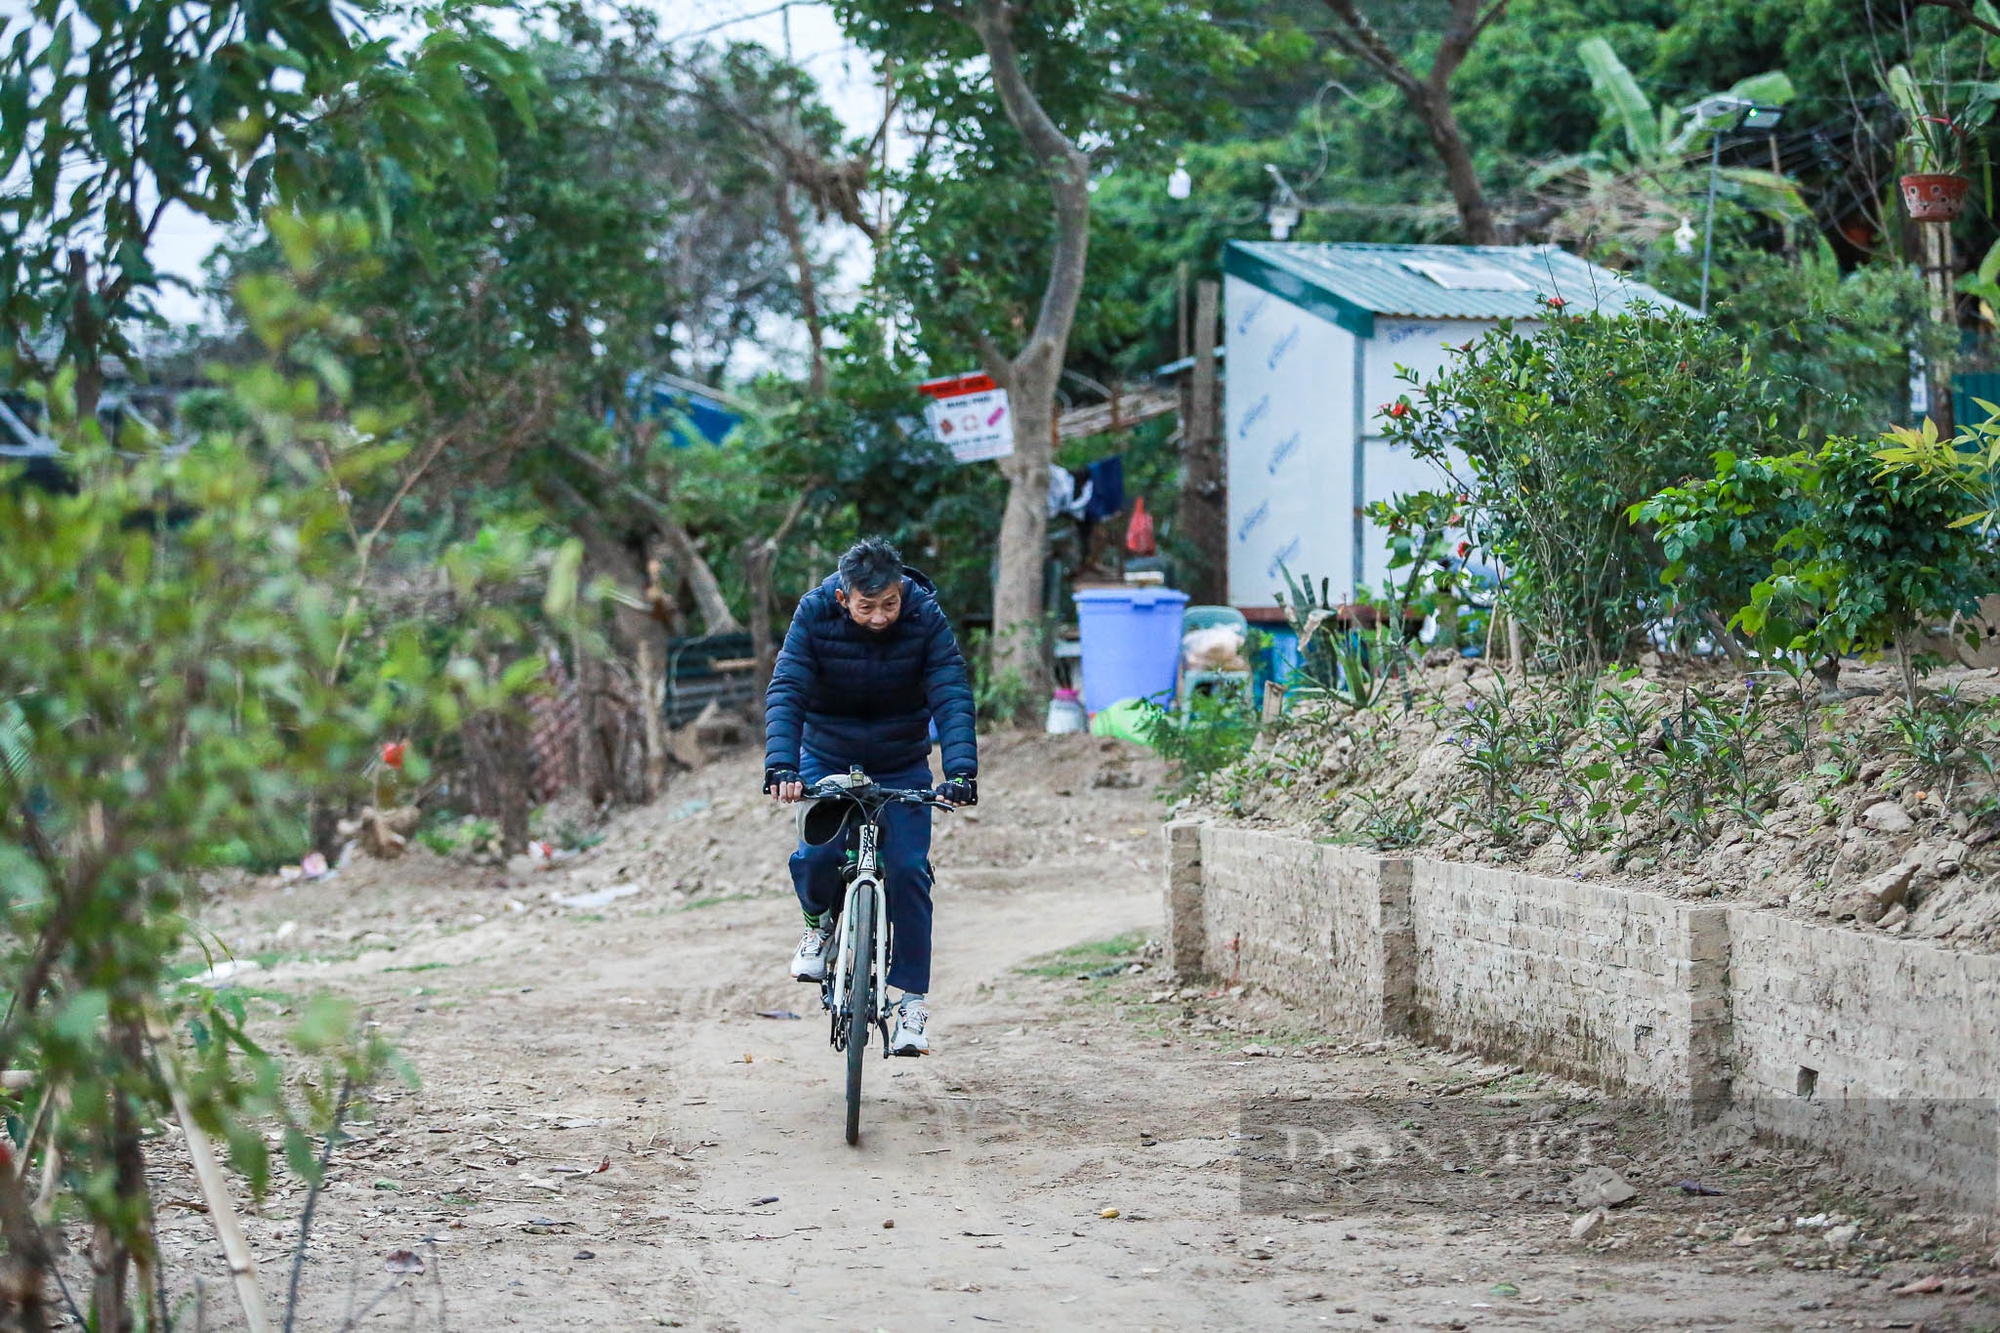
[763,536,978,1057]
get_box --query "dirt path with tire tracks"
[144,734,1997,1331]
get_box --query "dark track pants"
[790,754,935,994]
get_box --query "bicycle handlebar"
[806,777,960,812]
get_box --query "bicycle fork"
[828,823,890,1048]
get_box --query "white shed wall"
[1354,319,1494,594]
[1224,275,1356,608]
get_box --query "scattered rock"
[1570,1166,1637,1209]
[1861,801,1914,833]
[382,1249,424,1274]
[1570,1208,1608,1241]
[337,805,422,859]
[1834,863,1916,922]
[1877,903,1909,930]
[1729,1226,1762,1247]
[1824,1224,1859,1256]
[1100,1207,1120,1219]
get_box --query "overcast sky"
[149,0,879,329]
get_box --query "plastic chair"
[1179,605,1253,716]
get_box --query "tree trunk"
[0,1162,51,1333]
[1181,280,1227,604]
[990,366,1055,700]
[967,0,1093,707]
[745,543,777,727]
[634,633,667,800]
[1922,221,1956,437]
[774,181,828,396]
[652,514,742,637]
[1420,89,1498,245]
[1320,0,1506,245]
[743,494,809,726]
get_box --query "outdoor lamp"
[1264,163,1301,240]
[1684,98,1787,314]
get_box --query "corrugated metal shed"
[1223,241,1694,336]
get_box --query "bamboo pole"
[153,1032,271,1333]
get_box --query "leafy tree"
[1383,300,1790,668]
[1531,36,1801,263]
[0,0,527,417]
[0,284,395,1329]
[1316,0,1513,242]
[835,0,1247,697]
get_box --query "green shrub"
[1643,433,2000,699]
[1383,301,1789,669]
[1140,692,1257,795]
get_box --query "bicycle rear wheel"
[844,880,876,1146]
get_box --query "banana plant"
[1531,38,1804,255]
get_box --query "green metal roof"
[1222,241,1695,337]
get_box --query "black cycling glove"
[938,775,978,807]
[764,765,801,793]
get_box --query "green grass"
[383,961,451,974]
[1016,932,1147,978]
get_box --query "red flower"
[1456,541,1471,558]
[1382,400,1410,419]
[1546,295,1568,310]
[382,740,407,771]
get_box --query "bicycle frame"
[828,819,890,1033]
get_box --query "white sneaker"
[890,996,930,1056]
[790,925,829,982]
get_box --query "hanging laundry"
[1046,466,1094,519]
[1084,455,1125,520]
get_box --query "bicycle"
[796,769,956,1145]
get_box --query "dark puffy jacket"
[763,566,978,779]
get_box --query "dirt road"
[163,734,1997,1331]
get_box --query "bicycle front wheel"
[844,880,876,1147]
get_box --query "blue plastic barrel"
[1261,626,1301,688]
[1073,587,1190,715]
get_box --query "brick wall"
[1175,825,1411,1041]
[1730,912,2000,1204]
[1409,860,1730,1104]
[1168,822,1996,1205]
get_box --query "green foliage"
[1140,692,1257,795]
[1272,566,1412,710]
[1885,688,1998,801]
[1743,435,1997,700]
[835,0,1250,366]
[1631,241,1947,440]
[1631,448,1817,653]
[0,284,398,1314]
[967,630,1035,727]
[1386,302,1789,668]
[1,0,528,395]
[1874,407,2000,535]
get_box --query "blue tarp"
[624,373,745,447]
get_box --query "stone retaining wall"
[1166,820,1997,1206]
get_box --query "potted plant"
[1887,64,1996,222]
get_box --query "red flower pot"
[1901,173,1971,222]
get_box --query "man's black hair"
[838,536,904,596]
